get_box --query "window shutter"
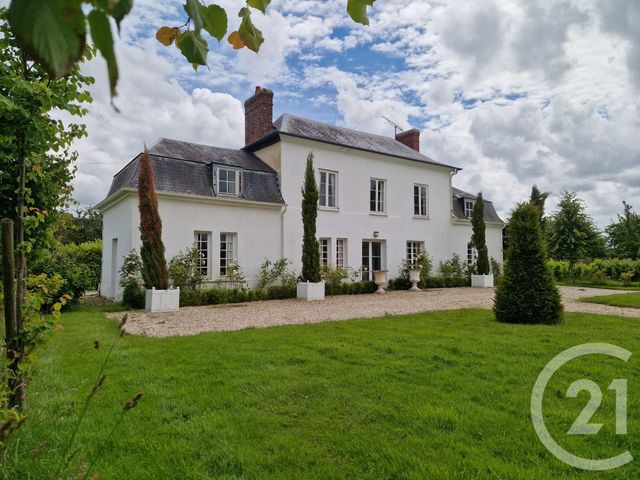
[212,167,217,195]
[238,170,242,195]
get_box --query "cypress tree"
[138,149,169,290]
[471,192,490,275]
[494,203,562,324]
[301,153,321,282]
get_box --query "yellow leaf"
[227,30,244,49]
[53,303,62,312]
[156,26,180,46]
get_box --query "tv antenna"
[382,116,403,135]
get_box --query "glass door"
[362,241,383,281]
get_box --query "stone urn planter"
[373,270,388,294]
[297,280,325,301]
[145,287,180,312]
[408,267,422,291]
[471,274,494,288]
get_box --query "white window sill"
[413,215,430,220]
[369,211,388,217]
[318,206,339,212]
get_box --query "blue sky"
[62,0,640,228]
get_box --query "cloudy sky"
[54,0,640,227]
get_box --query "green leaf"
[177,31,208,69]
[8,0,87,79]
[184,0,205,33]
[201,4,227,42]
[237,7,264,53]
[246,0,271,14]
[111,0,133,29]
[88,9,118,97]
[347,0,375,25]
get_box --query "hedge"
[171,281,377,308]
[387,276,470,290]
[548,258,640,282]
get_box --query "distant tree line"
[523,186,639,265]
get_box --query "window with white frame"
[414,184,428,217]
[319,238,330,267]
[319,170,338,208]
[194,232,210,277]
[336,238,346,269]
[219,233,237,276]
[406,241,423,264]
[464,199,475,219]
[370,179,386,213]
[217,167,240,196]
[467,245,477,265]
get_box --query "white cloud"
[36,0,639,229]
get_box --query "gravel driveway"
[112,286,640,338]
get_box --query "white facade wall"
[449,223,504,269]
[100,195,136,299]
[277,137,476,278]
[101,191,282,299]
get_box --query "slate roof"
[451,187,504,224]
[104,139,283,205]
[247,114,460,170]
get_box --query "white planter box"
[145,287,180,312]
[297,281,325,301]
[471,274,494,288]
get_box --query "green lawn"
[581,292,640,308]
[2,306,640,479]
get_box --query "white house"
[97,87,504,299]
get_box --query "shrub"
[138,149,169,289]
[490,257,502,277]
[119,250,145,309]
[471,192,490,275]
[300,153,321,282]
[321,265,348,291]
[399,251,432,285]
[439,254,466,279]
[494,203,562,324]
[168,247,203,291]
[225,261,247,289]
[620,271,634,286]
[257,258,296,290]
[30,240,102,304]
[26,273,67,312]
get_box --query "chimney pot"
[244,86,274,145]
[395,128,420,152]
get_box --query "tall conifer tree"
[301,153,321,282]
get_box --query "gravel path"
[110,286,640,338]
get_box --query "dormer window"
[464,199,475,219]
[217,167,241,196]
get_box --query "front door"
[362,240,383,281]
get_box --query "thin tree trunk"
[12,134,27,410]
[2,218,22,409]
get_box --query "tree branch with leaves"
[8,0,377,99]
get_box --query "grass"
[581,292,640,308]
[2,306,640,479]
[557,280,640,291]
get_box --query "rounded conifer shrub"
[494,203,563,324]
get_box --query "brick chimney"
[244,86,274,145]
[395,128,420,152]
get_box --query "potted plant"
[296,153,325,300]
[469,192,494,288]
[373,270,388,294]
[138,148,179,311]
